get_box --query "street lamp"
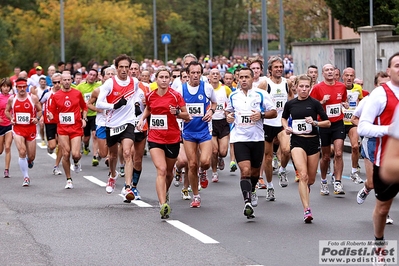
[261,0,268,75]
[208,0,213,58]
[60,0,65,62]
[248,3,252,57]
[279,0,285,57]
[153,0,158,59]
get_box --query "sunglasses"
[172,75,180,78]
[53,81,61,84]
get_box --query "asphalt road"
[0,138,397,266]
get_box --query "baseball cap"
[36,66,43,70]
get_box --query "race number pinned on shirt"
[59,112,75,124]
[110,124,127,136]
[236,111,255,127]
[273,94,287,111]
[326,103,341,118]
[150,115,168,130]
[292,119,312,134]
[343,108,354,122]
[15,113,31,124]
[186,103,204,117]
[84,93,91,103]
[215,103,224,113]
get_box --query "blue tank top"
[182,81,210,134]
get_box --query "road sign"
[161,34,171,44]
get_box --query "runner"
[310,63,348,195]
[282,74,330,223]
[137,67,189,219]
[358,52,399,244]
[176,61,217,208]
[225,67,276,218]
[47,72,87,189]
[96,54,141,202]
[5,78,42,186]
[0,78,14,178]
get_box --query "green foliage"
[324,0,399,32]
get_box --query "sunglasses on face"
[172,75,180,78]
[53,81,61,84]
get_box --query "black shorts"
[290,135,320,156]
[345,124,356,135]
[0,125,12,136]
[106,123,135,147]
[212,118,230,139]
[263,125,283,143]
[233,141,264,168]
[148,141,180,159]
[45,123,57,141]
[373,165,399,201]
[319,120,345,147]
[134,131,147,143]
[83,116,97,137]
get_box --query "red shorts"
[57,125,83,139]
[13,125,37,141]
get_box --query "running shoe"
[257,178,267,189]
[266,187,275,201]
[330,173,335,185]
[73,162,81,174]
[119,166,125,178]
[333,182,345,195]
[22,177,30,187]
[123,187,135,201]
[65,179,73,189]
[92,157,99,166]
[199,170,208,189]
[278,170,288,187]
[230,161,237,172]
[272,154,279,172]
[188,186,192,192]
[181,188,191,200]
[53,166,62,175]
[4,169,9,178]
[320,180,329,195]
[41,140,46,147]
[190,196,201,208]
[386,215,393,224]
[47,147,54,154]
[295,170,300,182]
[350,171,364,184]
[28,160,34,169]
[174,168,182,187]
[304,208,313,223]
[357,186,369,204]
[251,191,258,207]
[212,172,219,183]
[83,146,90,155]
[217,157,225,170]
[105,176,117,194]
[243,202,255,219]
[160,203,171,219]
[132,188,141,200]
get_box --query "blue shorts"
[361,137,376,162]
[96,126,107,139]
[182,130,212,144]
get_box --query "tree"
[324,0,399,32]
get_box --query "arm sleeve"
[95,79,114,110]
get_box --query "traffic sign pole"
[165,44,168,65]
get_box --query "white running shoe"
[212,172,219,183]
[320,180,329,195]
[350,171,364,184]
[333,182,345,195]
[278,170,288,187]
[73,162,81,174]
[65,179,73,189]
[181,188,191,200]
[53,166,62,175]
[251,191,258,207]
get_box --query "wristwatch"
[261,112,265,119]
[83,117,88,122]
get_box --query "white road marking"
[166,220,219,244]
[83,175,106,187]
[47,153,56,160]
[117,194,153,207]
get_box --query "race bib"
[84,92,91,102]
[177,118,183,131]
[59,112,75,124]
[215,103,224,113]
[150,114,168,130]
[110,124,127,136]
[343,109,354,122]
[15,113,31,125]
[186,103,204,117]
[292,119,312,134]
[326,103,341,118]
[236,111,255,127]
[273,94,287,111]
